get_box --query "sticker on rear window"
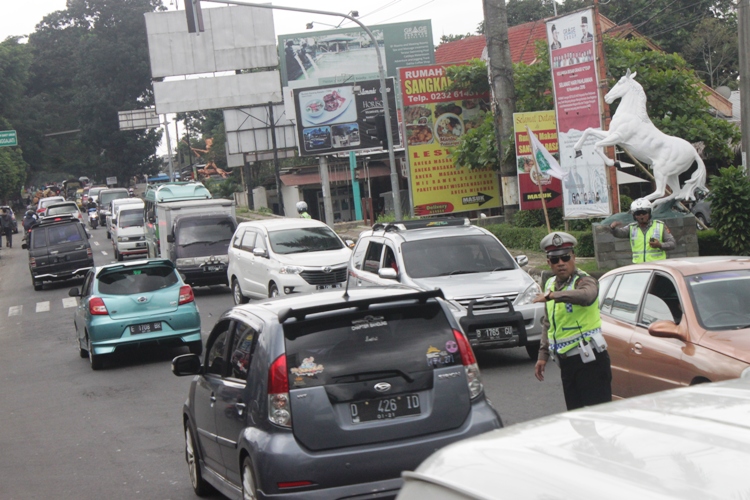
[426,346,454,368]
[351,315,387,331]
[291,357,324,377]
[445,340,458,353]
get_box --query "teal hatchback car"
[69,259,202,370]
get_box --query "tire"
[232,278,249,305]
[185,425,212,497]
[268,283,279,298]
[696,214,708,230]
[525,341,541,360]
[106,230,111,239]
[188,341,203,356]
[242,456,258,500]
[88,338,104,370]
[116,248,123,262]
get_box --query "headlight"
[176,258,196,267]
[117,236,125,242]
[279,266,303,275]
[515,281,541,306]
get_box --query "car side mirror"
[345,239,355,249]
[378,268,399,280]
[172,353,202,376]
[167,234,175,243]
[68,287,81,297]
[515,255,529,267]
[648,319,687,343]
[253,247,268,258]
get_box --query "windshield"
[46,204,78,216]
[97,265,178,295]
[100,191,128,206]
[402,234,517,279]
[176,218,235,256]
[687,270,750,330]
[118,209,143,228]
[269,226,344,254]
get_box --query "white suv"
[227,218,352,303]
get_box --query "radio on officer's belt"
[579,338,595,363]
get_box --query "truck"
[150,198,237,287]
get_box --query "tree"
[506,0,556,27]
[682,17,739,89]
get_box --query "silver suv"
[348,219,544,358]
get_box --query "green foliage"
[697,229,730,256]
[707,166,750,255]
[205,177,242,200]
[450,113,499,171]
[484,223,595,258]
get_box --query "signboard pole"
[349,152,363,221]
[162,115,176,182]
[269,102,285,215]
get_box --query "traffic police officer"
[296,201,311,219]
[533,232,612,410]
[609,198,675,263]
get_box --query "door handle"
[631,342,643,355]
[209,394,216,406]
[235,402,247,416]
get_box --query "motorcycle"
[88,206,98,229]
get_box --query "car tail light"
[453,329,483,399]
[178,285,194,305]
[268,354,291,427]
[30,257,36,268]
[278,481,314,489]
[86,248,92,259]
[89,297,109,315]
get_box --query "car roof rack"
[277,288,445,323]
[371,218,470,233]
[36,214,78,225]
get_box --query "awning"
[617,169,649,185]
[280,164,392,187]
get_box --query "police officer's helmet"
[296,201,308,214]
[630,198,652,219]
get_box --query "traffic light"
[362,114,388,147]
[184,0,205,34]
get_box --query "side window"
[609,272,651,323]
[232,229,244,249]
[601,274,622,315]
[205,322,231,376]
[229,322,259,380]
[240,231,256,252]
[363,242,384,274]
[384,245,398,273]
[32,228,48,249]
[641,273,683,325]
[254,231,267,251]
[597,275,614,306]
[351,239,369,270]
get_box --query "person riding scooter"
[86,198,99,229]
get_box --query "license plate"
[129,322,162,334]
[350,394,421,423]
[316,283,343,290]
[135,242,146,248]
[476,326,513,339]
[203,264,225,272]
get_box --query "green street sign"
[0,130,17,147]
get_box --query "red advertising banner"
[513,111,563,210]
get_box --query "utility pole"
[740,0,750,171]
[482,0,518,222]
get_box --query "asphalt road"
[0,220,566,499]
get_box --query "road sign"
[0,130,18,147]
[106,177,118,186]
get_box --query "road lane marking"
[36,301,50,313]
[62,298,77,308]
[93,241,100,246]
[101,251,108,255]
[8,305,22,316]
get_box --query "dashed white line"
[62,298,77,308]
[36,301,50,313]
[101,251,108,255]
[93,241,100,246]
[8,305,22,317]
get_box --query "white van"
[106,198,142,239]
[111,199,146,261]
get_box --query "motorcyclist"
[128,188,135,197]
[296,201,311,219]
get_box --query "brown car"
[598,256,750,399]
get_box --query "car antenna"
[343,270,351,300]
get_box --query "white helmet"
[296,201,308,213]
[630,198,652,213]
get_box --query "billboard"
[399,64,501,216]
[513,111,563,210]
[292,78,399,157]
[547,9,610,218]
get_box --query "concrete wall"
[252,187,268,210]
[593,213,699,270]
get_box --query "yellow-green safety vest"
[545,271,601,354]
[300,212,311,219]
[630,220,667,263]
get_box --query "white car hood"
[274,247,351,267]
[116,226,145,238]
[411,268,534,298]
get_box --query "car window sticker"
[426,345,454,368]
[290,357,325,377]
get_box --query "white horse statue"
[573,69,706,207]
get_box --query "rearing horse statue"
[573,69,706,207]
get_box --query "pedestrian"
[1,209,14,248]
[609,198,675,263]
[533,232,612,411]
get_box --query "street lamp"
[188,0,403,220]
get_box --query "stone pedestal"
[593,209,699,270]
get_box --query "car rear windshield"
[97,265,178,295]
[284,302,461,389]
[37,224,84,247]
[687,270,750,329]
[118,209,143,228]
[401,234,516,279]
[46,204,78,216]
[269,226,344,255]
[100,191,129,207]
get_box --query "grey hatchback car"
[172,287,501,499]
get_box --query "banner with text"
[513,111,563,211]
[399,64,500,216]
[547,9,610,217]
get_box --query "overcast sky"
[2,0,486,45]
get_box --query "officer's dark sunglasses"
[633,210,649,216]
[548,254,572,264]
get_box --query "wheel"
[232,278,249,305]
[188,341,203,356]
[185,425,212,497]
[106,230,111,239]
[268,283,279,298]
[32,276,42,291]
[242,456,258,500]
[88,337,104,370]
[696,214,708,230]
[525,341,541,360]
[79,343,88,358]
